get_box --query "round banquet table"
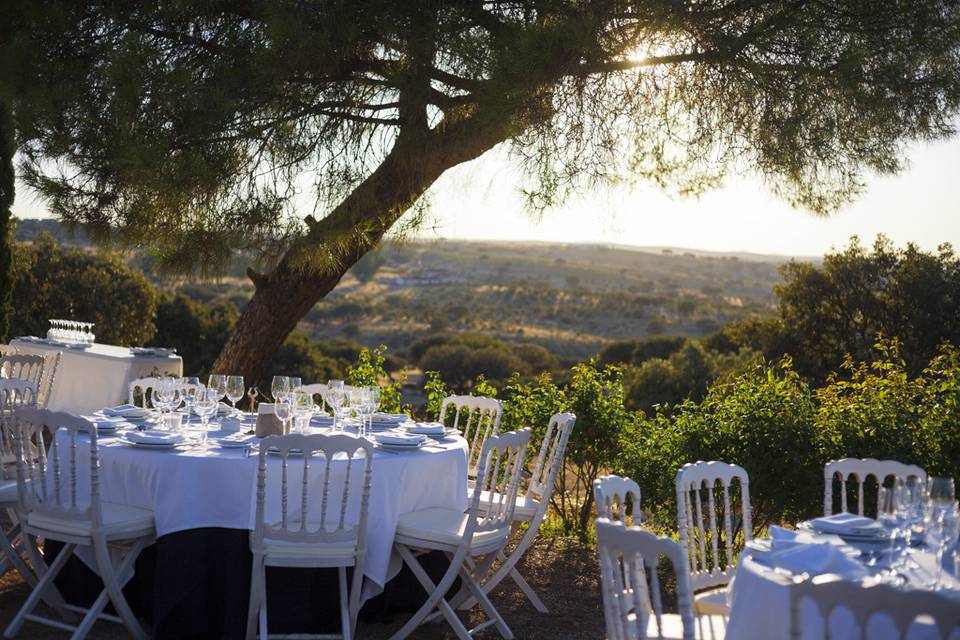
[46,421,469,638]
[727,551,960,640]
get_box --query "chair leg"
[0,524,37,587]
[461,518,548,612]
[387,545,471,640]
[458,559,513,640]
[90,537,149,640]
[21,532,73,621]
[4,540,75,638]
[338,567,351,640]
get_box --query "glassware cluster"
[47,319,95,344]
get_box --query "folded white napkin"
[406,422,445,436]
[768,525,852,551]
[124,430,184,445]
[82,415,128,431]
[218,433,257,446]
[375,432,426,446]
[371,413,408,423]
[808,513,886,537]
[103,404,145,417]
[765,541,868,579]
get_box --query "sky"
[12,132,960,258]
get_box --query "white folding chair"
[0,381,38,584]
[596,518,725,640]
[35,352,61,410]
[388,428,532,640]
[789,574,960,639]
[823,458,927,517]
[438,395,502,478]
[5,407,155,640]
[0,355,45,392]
[457,412,576,613]
[246,432,374,640]
[0,345,18,357]
[595,474,642,525]
[127,376,161,408]
[676,461,752,618]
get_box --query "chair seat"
[645,613,726,639]
[261,537,357,566]
[694,587,730,616]
[396,507,509,554]
[477,490,540,521]
[27,502,155,540]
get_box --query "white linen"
[727,544,960,640]
[807,513,886,537]
[51,425,468,600]
[11,339,182,413]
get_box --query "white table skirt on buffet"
[11,339,182,414]
[51,425,468,599]
[727,554,960,640]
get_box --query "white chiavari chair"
[0,354,45,392]
[596,518,725,640]
[676,461,752,619]
[127,376,161,408]
[438,395,502,478]
[823,458,927,517]
[789,574,960,639]
[0,381,38,584]
[0,344,18,357]
[6,407,155,639]
[36,352,61,410]
[246,433,374,640]
[388,428,532,640]
[457,413,576,613]
[595,474,643,526]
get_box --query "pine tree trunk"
[0,100,15,343]
[211,112,518,383]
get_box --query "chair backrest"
[252,433,374,554]
[35,352,61,409]
[467,428,532,539]
[0,380,38,477]
[0,344,18,357]
[301,383,329,411]
[596,518,696,640]
[594,475,642,526]
[789,574,960,640]
[1,354,45,391]
[439,395,503,476]
[676,460,752,592]
[823,458,927,517]
[128,376,161,407]
[14,407,105,530]
[526,413,576,503]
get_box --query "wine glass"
[292,390,313,434]
[275,401,292,435]
[208,374,227,402]
[289,377,302,397]
[193,388,218,446]
[180,377,200,413]
[150,385,168,419]
[928,477,956,507]
[226,376,245,417]
[326,381,345,431]
[271,376,291,404]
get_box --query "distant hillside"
[14,219,802,360]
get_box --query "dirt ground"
[0,536,604,639]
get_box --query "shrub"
[152,294,238,376]
[347,345,405,413]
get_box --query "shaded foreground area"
[0,537,602,639]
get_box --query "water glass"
[226,376,245,416]
[928,477,956,507]
[193,388,219,446]
[271,376,291,404]
[293,390,313,434]
[208,374,227,401]
[275,401,292,435]
[180,377,200,413]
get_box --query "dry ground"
[0,537,603,639]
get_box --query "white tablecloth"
[52,426,468,597]
[727,553,960,640]
[11,340,182,413]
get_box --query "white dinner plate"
[117,436,180,450]
[219,437,257,449]
[375,441,426,451]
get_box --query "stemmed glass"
[208,374,227,404]
[226,376,245,417]
[271,376,291,404]
[292,390,313,434]
[895,477,926,569]
[275,400,292,435]
[877,487,906,584]
[180,377,200,414]
[193,388,218,446]
[326,380,345,431]
[928,478,956,507]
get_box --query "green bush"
[151,294,238,376]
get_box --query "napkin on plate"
[81,415,129,432]
[406,422,445,436]
[808,513,886,537]
[371,413,408,423]
[763,540,868,579]
[374,432,427,446]
[102,404,151,418]
[218,433,257,447]
[124,430,185,445]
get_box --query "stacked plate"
[102,404,152,420]
[369,413,412,432]
[118,430,186,450]
[405,422,460,440]
[81,415,131,435]
[218,433,258,449]
[798,513,888,544]
[373,431,427,451]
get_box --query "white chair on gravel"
[0,354,45,392]
[5,407,155,640]
[823,458,926,517]
[128,376,162,408]
[246,432,374,640]
[0,381,38,584]
[596,518,725,640]
[676,461,752,619]
[457,412,576,613]
[438,395,502,478]
[595,474,642,526]
[789,573,960,639]
[388,428,532,640]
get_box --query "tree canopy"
[5,0,960,380]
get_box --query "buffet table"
[9,339,182,413]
